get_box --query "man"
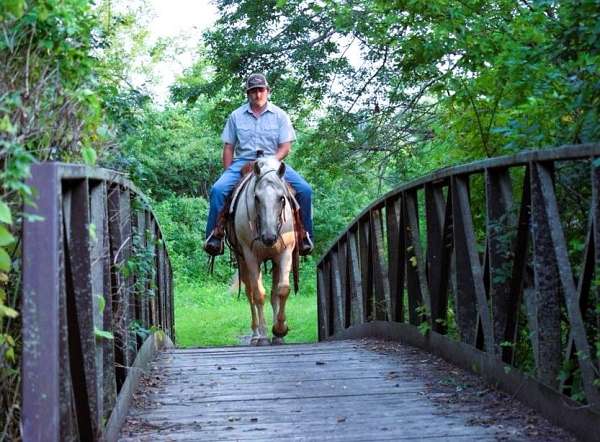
[204,73,314,256]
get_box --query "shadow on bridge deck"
[119,340,574,441]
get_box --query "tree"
[198,0,599,181]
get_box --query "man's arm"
[223,143,234,169]
[275,142,291,161]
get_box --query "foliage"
[152,195,234,283]
[175,258,318,347]
[0,0,166,437]
[200,0,600,184]
[125,203,159,300]
[0,0,117,437]
[176,0,600,408]
[0,0,598,435]
[416,305,432,336]
[1,0,106,163]
[105,102,222,201]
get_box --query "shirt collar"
[244,101,273,116]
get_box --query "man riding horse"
[204,73,314,256]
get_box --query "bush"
[153,195,233,284]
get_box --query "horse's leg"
[240,261,259,345]
[243,250,270,346]
[270,262,282,344]
[246,286,260,346]
[272,249,293,344]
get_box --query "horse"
[226,157,298,346]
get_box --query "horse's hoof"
[250,337,259,346]
[272,337,285,345]
[272,325,288,338]
[257,337,271,346]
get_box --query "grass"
[174,261,318,348]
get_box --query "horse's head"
[252,158,287,247]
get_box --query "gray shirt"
[221,102,296,160]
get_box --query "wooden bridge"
[21,144,600,441]
[119,340,568,441]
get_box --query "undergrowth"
[174,258,318,347]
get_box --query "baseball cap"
[245,73,269,91]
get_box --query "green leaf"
[0,115,16,134]
[96,294,106,313]
[3,0,25,19]
[0,304,19,319]
[5,346,15,362]
[0,248,10,272]
[0,226,15,246]
[82,146,97,166]
[557,369,570,383]
[0,202,12,225]
[94,327,114,340]
[88,223,97,242]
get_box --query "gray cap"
[245,73,269,91]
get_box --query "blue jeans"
[206,159,313,239]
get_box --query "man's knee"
[295,181,312,199]
[210,181,228,201]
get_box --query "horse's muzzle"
[261,233,278,247]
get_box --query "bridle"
[246,169,289,249]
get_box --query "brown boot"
[204,231,224,256]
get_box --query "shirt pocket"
[263,120,280,145]
[236,121,254,146]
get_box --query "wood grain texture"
[120,341,512,441]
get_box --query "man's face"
[247,87,269,109]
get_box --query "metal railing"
[22,163,174,441]
[317,144,600,439]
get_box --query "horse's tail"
[229,269,244,296]
[292,205,303,294]
[292,247,299,294]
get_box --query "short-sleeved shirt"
[221,101,296,160]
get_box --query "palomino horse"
[227,157,297,346]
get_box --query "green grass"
[174,262,318,347]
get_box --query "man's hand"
[275,142,291,161]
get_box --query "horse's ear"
[277,162,286,178]
[253,161,261,176]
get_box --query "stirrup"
[204,231,224,256]
[300,233,314,256]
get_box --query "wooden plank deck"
[119,340,573,441]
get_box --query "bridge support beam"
[23,164,61,442]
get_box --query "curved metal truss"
[317,143,600,440]
[22,163,174,441]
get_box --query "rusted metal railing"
[22,163,174,441]
[317,144,600,439]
